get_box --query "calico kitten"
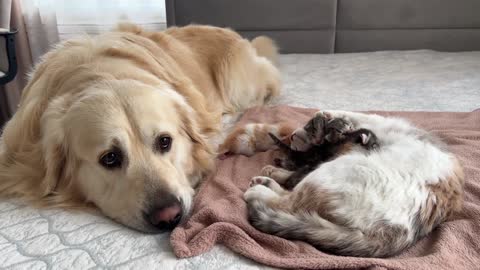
[268,126,378,189]
[218,122,296,159]
[270,119,378,170]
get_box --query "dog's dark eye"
[156,135,172,153]
[99,150,123,169]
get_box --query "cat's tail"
[246,199,412,258]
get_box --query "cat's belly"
[299,141,454,234]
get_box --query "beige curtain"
[0,0,167,124]
[1,0,166,120]
[22,0,167,63]
[0,0,33,117]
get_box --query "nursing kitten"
[268,125,378,189]
[270,115,378,169]
[218,122,296,159]
[244,110,464,257]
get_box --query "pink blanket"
[171,105,480,269]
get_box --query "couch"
[166,0,480,53]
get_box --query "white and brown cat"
[222,110,464,257]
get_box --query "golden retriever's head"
[0,28,220,233]
[39,80,214,232]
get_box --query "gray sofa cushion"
[337,0,480,29]
[166,0,337,53]
[336,29,480,53]
[241,30,335,54]
[336,0,480,52]
[167,0,480,53]
[167,0,336,30]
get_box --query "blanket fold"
[171,105,480,270]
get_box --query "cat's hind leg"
[260,165,310,190]
[244,175,289,205]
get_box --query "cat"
[244,110,464,257]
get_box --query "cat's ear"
[360,133,370,145]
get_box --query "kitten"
[270,118,378,170]
[218,122,295,159]
[268,125,378,189]
[244,110,464,257]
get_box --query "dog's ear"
[40,95,76,197]
[0,93,78,205]
[175,103,215,181]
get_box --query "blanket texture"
[171,105,480,270]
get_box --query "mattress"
[1,50,479,269]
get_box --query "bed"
[1,50,479,269]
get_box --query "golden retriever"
[0,23,280,232]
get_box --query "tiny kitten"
[269,120,378,189]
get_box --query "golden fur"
[0,24,280,232]
[218,122,294,158]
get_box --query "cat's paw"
[356,129,379,150]
[314,110,333,120]
[327,118,354,133]
[249,176,275,188]
[323,113,354,143]
[260,165,277,177]
[321,110,352,118]
[245,176,281,202]
[248,176,286,195]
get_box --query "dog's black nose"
[148,203,183,230]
